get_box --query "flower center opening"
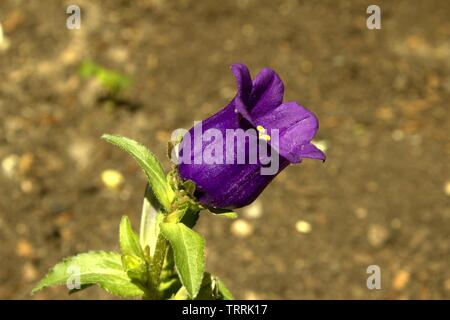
[256,125,271,141]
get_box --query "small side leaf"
[196,273,235,300]
[214,277,234,300]
[119,215,144,259]
[208,208,238,219]
[102,134,174,210]
[160,223,205,298]
[32,251,144,298]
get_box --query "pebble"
[55,212,73,226]
[0,23,10,52]
[16,239,33,258]
[19,153,34,175]
[444,278,450,291]
[69,140,94,170]
[376,107,394,121]
[244,290,261,300]
[242,200,263,219]
[444,181,450,196]
[393,270,410,290]
[1,154,19,178]
[391,129,405,141]
[367,224,390,248]
[354,207,368,219]
[20,179,33,193]
[295,220,312,234]
[101,169,124,189]
[107,47,129,63]
[230,219,253,238]
[23,262,37,281]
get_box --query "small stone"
[61,228,73,242]
[295,220,312,234]
[242,200,263,219]
[444,278,450,291]
[1,154,19,178]
[20,179,33,193]
[354,207,368,219]
[23,262,37,281]
[19,153,34,175]
[55,212,73,226]
[16,239,33,258]
[444,181,450,196]
[60,47,79,65]
[367,224,390,248]
[244,290,261,300]
[393,270,410,290]
[392,129,405,141]
[230,219,253,238]
[376,107,394,121]
[107,47,129,63]
[0,23,10,52]
[69,140,93,170]
[101,169,124,189]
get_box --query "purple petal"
[178,99,290,209]
[231,65,285,125]
[293,143,326,161]
[231,63,252,103]
[249,67,284,119]
[231,64,254,122]
[255,101,324,163]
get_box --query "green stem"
[150,235,169,290]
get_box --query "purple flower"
[177,63,325,209]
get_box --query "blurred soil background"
[0,0,449,299]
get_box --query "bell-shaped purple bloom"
[177,63,325,209]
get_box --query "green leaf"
[160,223,205,298]
[32,251,144,298]
[182,179,196,196]
[214,277,234,300]
[195,273,214,300]
[195,273,234,300]
[121,254,148,286]
[102,134,175,210]
[119,216,144,259]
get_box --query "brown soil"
[0,0,449,299]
